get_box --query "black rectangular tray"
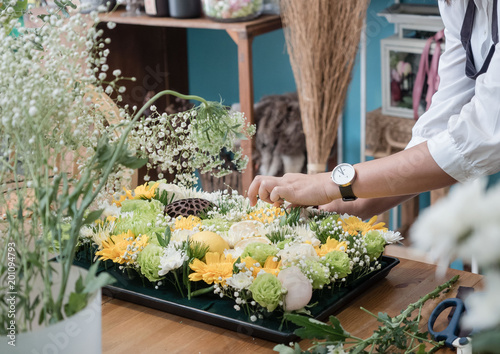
[74,255,399,343]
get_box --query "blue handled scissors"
[428,298,472,354]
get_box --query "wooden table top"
[101,254,482,353]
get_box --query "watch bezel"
[331,163,356,187]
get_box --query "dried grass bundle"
[281,0,369,174]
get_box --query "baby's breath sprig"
[126,91,255,187]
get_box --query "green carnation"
[241,243,278,265]
[248,273,283,312]
[322,250,351,279]
[300,259,330,289]
[364,230,386,260]
[121,199,163,214]
[137,243,165,283]
[114,200,163,236]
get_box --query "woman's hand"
[247,172,339,207]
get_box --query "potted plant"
[0,3,255,350]
[0,2,145,351]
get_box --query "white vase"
[0,265,102,354]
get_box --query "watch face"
[332,163,356,186]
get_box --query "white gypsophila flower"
[380,230,404,244]
[462,271,500,330]
[410,178,488,269]
[226,272,253,290]
[277,266,312,311]
[158,245,188,276]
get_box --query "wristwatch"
[331,163,357,201]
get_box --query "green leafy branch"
[275,275,459,354]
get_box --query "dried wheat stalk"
[281,0,369,174]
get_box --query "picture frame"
[380,35,444,119]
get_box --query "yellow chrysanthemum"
[253,256,281,277]
[188,252,235,285]
[315,237,348,258]
[95,230,149,264]
[239,256,281,277]
[173,215,201,231]
[112,188,134,207]
[245,207,284,224]
[133,182,160,200]
[341,215,387,236]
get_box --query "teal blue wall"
[187,0,437,164]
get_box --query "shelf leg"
[227,30,255,195]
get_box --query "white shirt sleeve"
[407,0,500,183]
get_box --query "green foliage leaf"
[285,313,350,342]
[83,261,116,295]
[83,209,103,226]
[64,292,88,317]
[156,228,171,248]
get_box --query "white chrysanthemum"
[224,247,244,259]
[158,246,188,276]
[326,344,347,354]
[157,183,187,202]
[462,271,500,330]
[92,224,114,250]
[277,243,319,266]
[226,272,253,290]
[101,203,121,219]
[380,230,404,244]
[171,229,195,243]
[410,178,488,269]
[294,224,320,247]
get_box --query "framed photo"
[380,36,443,119]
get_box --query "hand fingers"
[247,175,278,206]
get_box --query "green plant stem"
[172,270,184,298]
[191,285,215,297]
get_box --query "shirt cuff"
[427,130,476,183]
[405,136,427,150]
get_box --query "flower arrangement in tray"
[78,182,403,320]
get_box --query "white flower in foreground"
[381,230,404,244]
[410,178,487,269]
[278,266,312,311]
[226,272,253,290]
[462,271,500,330]
[158,246,188,276]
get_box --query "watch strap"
[339,184,357,202]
